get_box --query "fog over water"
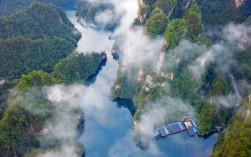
[65,6,218,157]
[67,11,113,53]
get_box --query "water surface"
[67,11,113,53]
[66,9,218,157]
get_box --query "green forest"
[0,1,107,156]
[0,50,105,156]
[211,96,251,157]
[0,2,80,80]
[75,0,118,31]
[113,0,251,156]
[0,71,84,156]
[0,0,251,156]
[53,51,106,84]
[0,0,74,16]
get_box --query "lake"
[64,3,218,157]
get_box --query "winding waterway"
[64,5,218,157]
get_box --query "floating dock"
[154,118,200,137]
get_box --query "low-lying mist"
[26,0,251,156]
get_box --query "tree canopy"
[145,9,168,38]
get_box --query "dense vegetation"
[114,0,251,148]
[0,0,250,156]
[164,19,186,49]
[0,2,79,40]
[0,49,106,156]
[209,17,251,157]
[75,0,113,23]
[115,2,209,114]
[145,9,168,38]
[211,95,251,157]
[232,48,251,83]
[0,2,80,80]
[0,1,108,156]
[0,0,74,16]
[164,3,205,49]
[0,48,105,156]
[53,52,106,84]
[144,1,204,41]
[0,3,82,147]
[0,71,84,157]
[112,69,141,99]
[0,80,17,119]
[197,0,251,26]
[154,0,177,15]
[0,37,76,80]
[75,0,118,31]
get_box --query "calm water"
[66,11,113,53]
[65,8,218,157]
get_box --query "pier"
[154,118,200,137]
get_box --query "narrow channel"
[65,6,218,157]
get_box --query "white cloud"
[36,145,79,157]
[133,97,194,144]
[95,10,115,24]
[108,132,163,157]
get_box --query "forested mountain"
[0,2,78,40]
[0,2,107,156]
[0,71,84,157]
[0,47,106,155]
[0,2,80,80]
[0,0,74,16]
[0,1,80,130]
[197,0,251,26]
[138,0,251,28]
[112,0,251,154]
[211,94,251,157]
[0,37,76,80]
[53,52,106,84]
[0,0,250,156]
[210,15,251,157]
[0,50,105,156]
[75,0,118,31]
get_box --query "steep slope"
[75,0,118,31]
[0,71,84,157]
[0,0,74,16]
[53,52,107,84]
[211,94,251,157]
[113,0,251,146]
[0,49,106,156]
[0,2,79,40]
[0,37,76,79]
[0,2,80,80]
[197,0,251,26]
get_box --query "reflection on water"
[78,54,132,157]
[84,57,107,86]
[66,10,218,157]
[114,98,136,116]
[155,132,218,157]
[60,0,75,10]
[66,11,113,53]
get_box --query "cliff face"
[137,0,192,24]
[138,0,148,23]
[141,0,248,27]
[113,1,204,119]
[113,0,251,148]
